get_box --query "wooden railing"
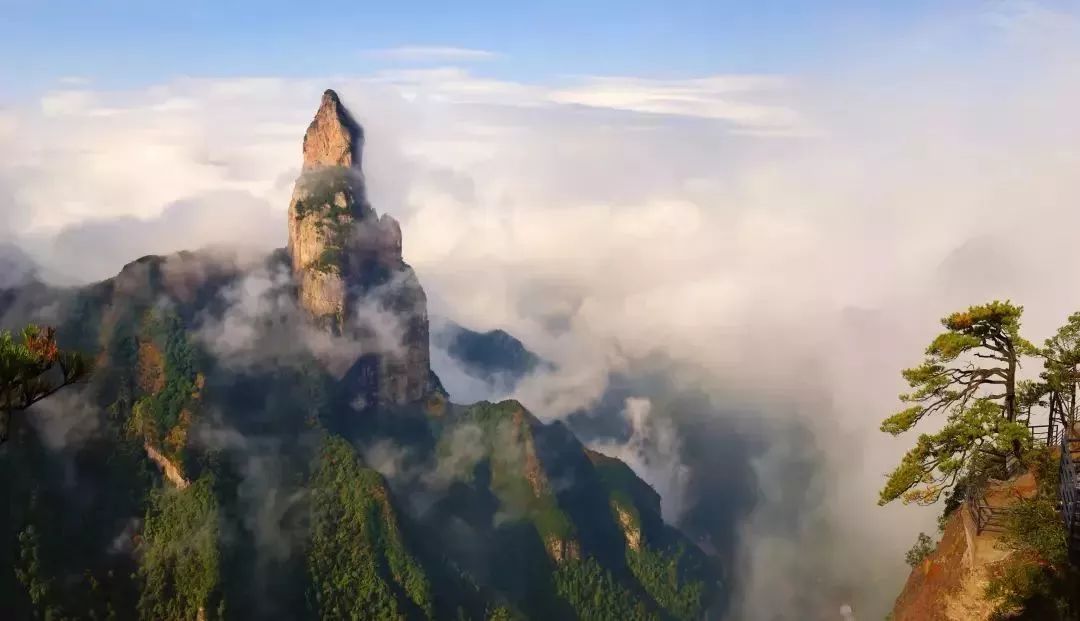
[965,422,1075,540]
[966,490,1008,534]
[1028,421,1058,447]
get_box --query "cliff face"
[891,473,1040,621]
[287,89,429,405]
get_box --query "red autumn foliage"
[25,326,59,364]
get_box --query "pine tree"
[1042,312,1080,426]
[879,301,1035,505]
[1,324,90,444]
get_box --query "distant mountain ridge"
[432,320,543,388]
[0,90,718,620]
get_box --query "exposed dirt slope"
[891,473,1038,621]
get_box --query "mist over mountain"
[1,92,722,620]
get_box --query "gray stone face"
[287,90,431,405]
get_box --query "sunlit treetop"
[0,324,91,443]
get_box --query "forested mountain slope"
[0,90,718,621]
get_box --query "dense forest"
[0,249,718,620]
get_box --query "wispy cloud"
[363,46,501,63]
[363,67,807,132]
[57,75,92,86]
[985,0,1079,34]
[549,75,805,132]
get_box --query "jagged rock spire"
[287,89,432,405]
[302,89,364,171]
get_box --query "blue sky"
[1,0,975,96]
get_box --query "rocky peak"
[287,90,431,405]
[302,89,364,171]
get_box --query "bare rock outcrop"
[614,503,642,552]
[287,90,430,405]
[302,89,363,171]
[145,443,190,490]
[545,535,582,564]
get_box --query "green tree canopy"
[1,324,91,444]
[879,301,1035,505]
[1042,311,1080,424]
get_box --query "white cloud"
[358,68,805,131]
[0,111,14,139]
[40,89,98,116]
[363,46,501,63]
[590,397,690,522]
[193,260,414,378]
[549,75,807,130]
[0,67,803,248]
[364,67,545,107]
[4,79,311,234]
